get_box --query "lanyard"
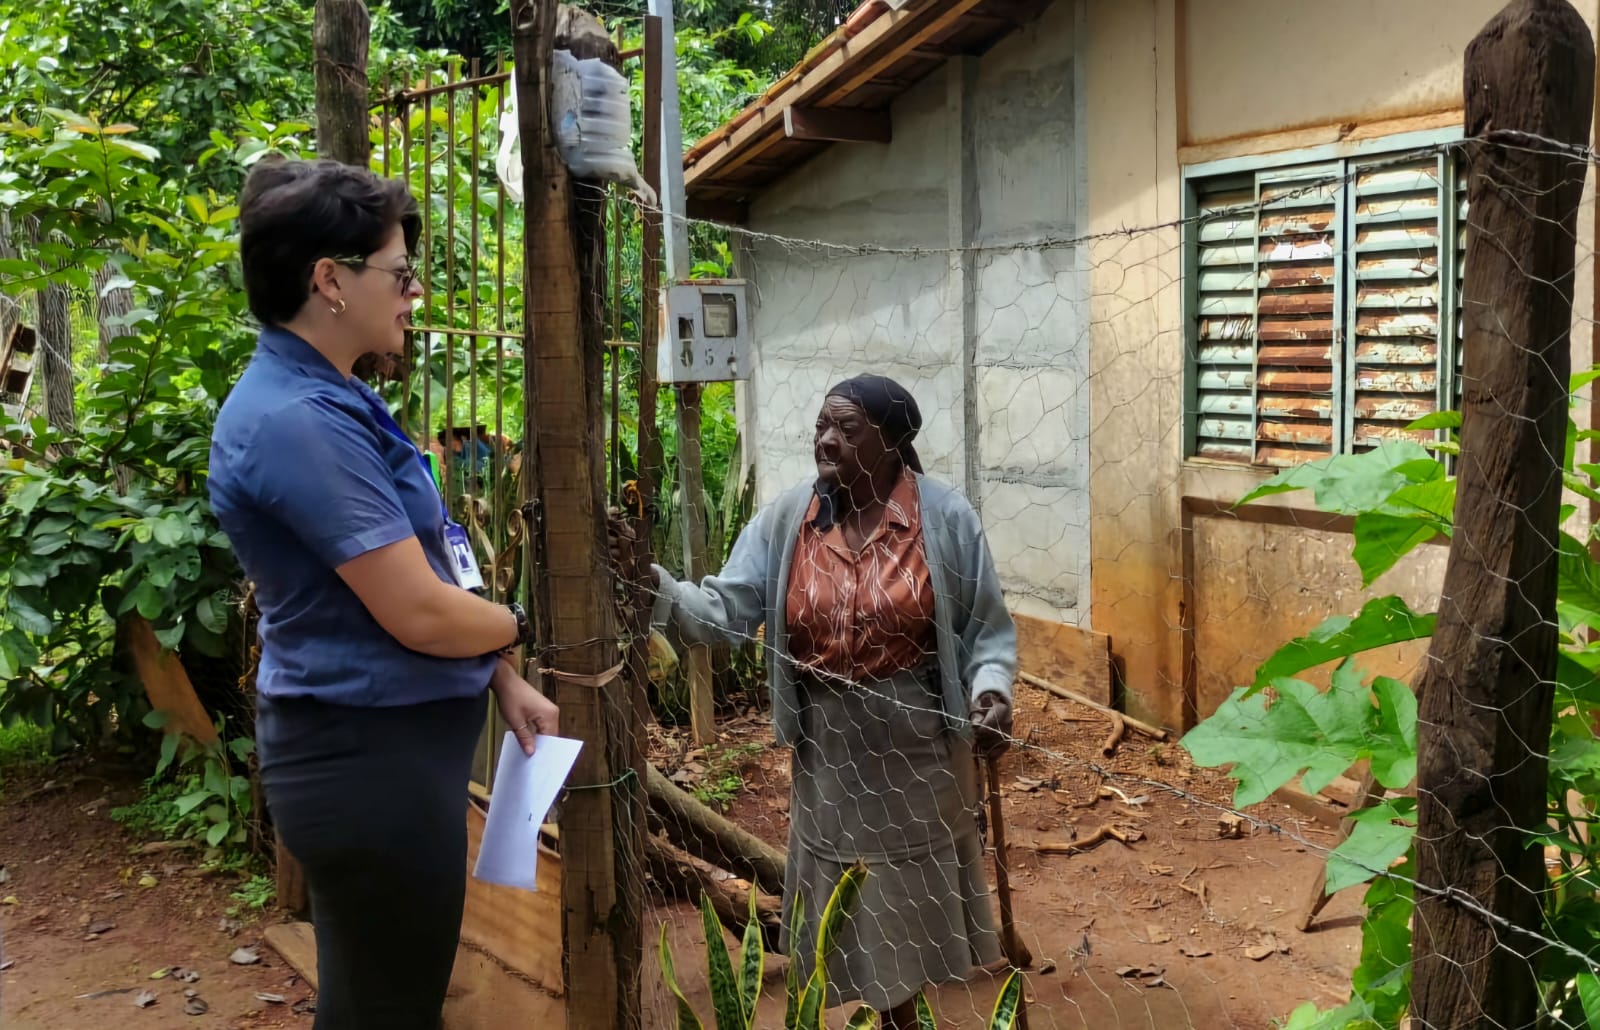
[353,386,451,524]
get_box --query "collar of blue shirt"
[255,326,350,387]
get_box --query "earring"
[329,298,347,316]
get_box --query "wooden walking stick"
[984,757,1031,1029]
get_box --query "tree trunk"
[24,217,75,438]
[1410,2,1594,1025]
[92,260,133,364]
[645,763,786,898]
[313,0,371,167]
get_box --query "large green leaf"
[783,894,802,1030]
[1368,677,1418,788]
[5,597,54,636]
[698,894,743,1030]
[1236,441,1435,515]
[1324,798,1417,895]
[737,887,764,1028]
[658,924,706,1030]
[914,993,939,1030]
[1183,662,1417,807]
[1347,863,1414,1025]
[843,1007,879,1029]
[1558,531,1600,632]
[987,971,1023,1030]
[1249,596,1435,695]
[1577,972,1600,1030]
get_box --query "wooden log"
[1018,672,1168,741]
[643,834,782,954]
[645,763,786,897]
[1411,3,1594,1025]
[123,615,218,745]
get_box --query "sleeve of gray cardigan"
[955,503,1018,704]
[649,507,771,647]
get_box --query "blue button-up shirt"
[209,327,497,706]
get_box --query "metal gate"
[378,61,523,787]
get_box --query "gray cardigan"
[651,474,1017,747]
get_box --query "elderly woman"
[209,159,558,1029]
[633,375,1016,1027]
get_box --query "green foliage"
[661,865,1023,1029]
[138,711,257,859]
[0,0,314,189]
[0,722,52,773]
[227,873,276,916]
[691,742,763,811]
[1182,661,1417,810]
[1192,394,1600,1028]
[0,111,255,746]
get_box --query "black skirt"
[256,690,487,1030]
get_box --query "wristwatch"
[504,602,531,651]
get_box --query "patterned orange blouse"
[784,469,937,683]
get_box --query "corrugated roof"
[682,0,1052,220]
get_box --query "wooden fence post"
[510,2,644,1026]
[1411,1,1594,1024]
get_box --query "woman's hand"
[970,691,1013,759]
[491,659,559,756]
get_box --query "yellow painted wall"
[1086,0,1600,729]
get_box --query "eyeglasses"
[331,256,422,295]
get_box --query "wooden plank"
[461,802,565,992]
[263,922,318,988]
[783,105,891,143]
[445,946,566,1027]
[263,915,568,1028]
[123,614,218,745]
[1012,612,1113,708]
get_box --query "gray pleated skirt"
[780,667,1001,1012]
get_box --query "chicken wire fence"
[381,70,1600,1029]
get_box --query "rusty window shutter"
[1344,153,1457,451]
[1186,146,1462,467]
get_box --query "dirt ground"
[647,689,1366,1029]
[0,687,1366,1029]
[0,759,316,1030]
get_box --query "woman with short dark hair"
[618,375,1016,1029]
[210,158,558,1029]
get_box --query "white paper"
[473,732,583,891]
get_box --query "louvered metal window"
[1185,144,1464,467]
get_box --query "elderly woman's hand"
[970,692,1012,759]
[606,509,658,587]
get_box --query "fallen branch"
[643,834,783,954]
[1036,824,1138,855]
[646,764,786,897]
[1018,672,1168,741]
[1100,711,1126,757]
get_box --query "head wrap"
[824,374,923,474]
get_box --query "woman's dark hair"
[238,158,422,326]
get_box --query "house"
[682,0,1600,729]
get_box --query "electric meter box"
[656,280,752,384]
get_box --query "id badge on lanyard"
[444,522,485,591]
[357,386,487,594]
